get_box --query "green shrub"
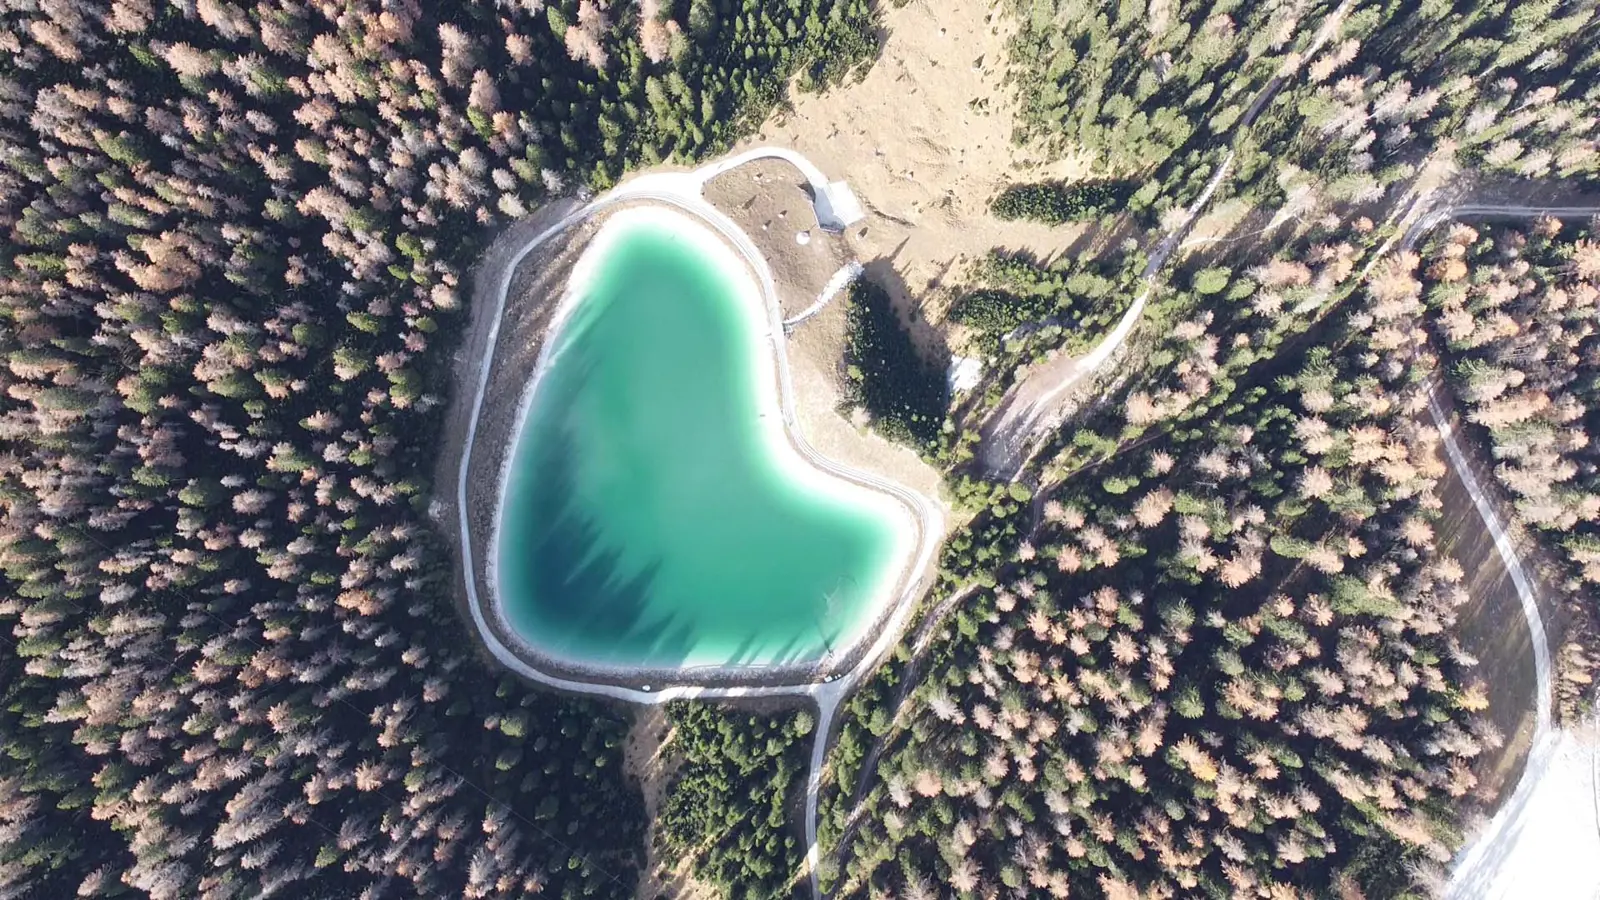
[842,278,949,448]
[947,288,1057,331]
[990,180,1135,224]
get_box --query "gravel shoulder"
[431,198,584,672]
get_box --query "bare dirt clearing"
[702,158,949,517]
[627,710,719,900]
[743,0,1092,336]
[704,160,855,321]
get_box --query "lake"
[494,207,914,674]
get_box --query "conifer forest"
[3,0,1599,899]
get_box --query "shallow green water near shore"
[496,209,911,673]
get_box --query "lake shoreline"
[438,152,946,703]
[465,203,932,690]
[489,207,921,677]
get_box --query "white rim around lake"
[486,205,920,678]
[456,150,946,706]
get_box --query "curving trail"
[699,147,866,233]
[971,12,1600,900]
[1427,384,1553,737]
[786,261,865,329]
[1403,202,1600,900]
[453,149,948,900]
[980,152,1234,473]
[823,582,980,895]
[978,155,1229,476]
[1403,203,1600,251]
[979,0,1355,478]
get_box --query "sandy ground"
[703,158,949,505]
[741,0,1093,343]
[703,159,855,321]
[626,708,720,900]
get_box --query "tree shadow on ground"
[862,239,952,369]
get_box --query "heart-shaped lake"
[494,207,916,674]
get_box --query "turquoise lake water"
[495,210,911,672]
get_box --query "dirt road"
[977,0,1356,477]
[1400,206,1600,900]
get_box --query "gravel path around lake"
[433,150,958,900]
[437,151,947,702]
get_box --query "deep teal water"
[495,211,910,672]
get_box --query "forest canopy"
[3,0,1599,897]
[0,1,879,897]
